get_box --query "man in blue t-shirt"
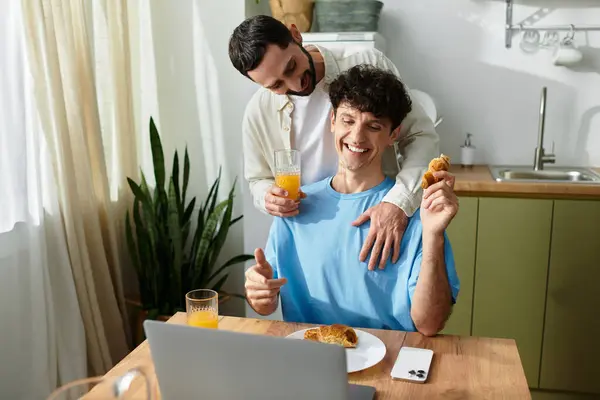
[244,65,460,336]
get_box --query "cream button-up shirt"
[241,45,439,217]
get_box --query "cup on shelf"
[519,26,540,54]
[553,26,582,66]
[540,30,560,50]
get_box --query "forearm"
[410,233,452,336]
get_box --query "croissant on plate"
[421,154,451,189]
[303,324,358,348]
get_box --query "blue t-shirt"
[265,176,460,331]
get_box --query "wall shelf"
[504,0,600,48]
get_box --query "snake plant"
[125,117,252,318]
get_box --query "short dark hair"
[328,65,412,132]
[229,15,294,77]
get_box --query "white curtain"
[0,0,250,397]
[0,1,86,398]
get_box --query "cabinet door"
[442,197,478,336]
[472,198,553,387]
[540,200,600,394]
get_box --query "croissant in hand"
[303,324,358,348]
[421,154,451,189]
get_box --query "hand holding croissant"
[421,154,451,189]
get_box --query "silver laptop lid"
[144,320,350,400]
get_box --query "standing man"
[229,15,439,270]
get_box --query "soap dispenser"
[460,133,476,168]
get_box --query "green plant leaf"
[125,211,141,276]
[211,273,229,293]
[133,199,156,308]
[167,178,182,309]
[229,215,243,227]
[208,178,237,269]
[149,117,165,192]
[138,174,154,219]
[138,177,157,246]
[127,177,149,203]
[183,198,196,224]
[194,199,229,286]
[139,173,152,200]
[182,147,190,204]
[181,220,191,251]
[190,199,204,265]
[172,150,182,218]
[207,254,254,285]
[206,167,222,218]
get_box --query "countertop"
[451,165,600,199]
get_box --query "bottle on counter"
[460,133,476,168]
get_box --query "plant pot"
[314,0,383,32]
[126,295,232,347]
[269,0,314,32]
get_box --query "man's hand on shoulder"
[264,186,306,218]
[353,202,408,271]
[244,248,287,316]
[420,171,458,237]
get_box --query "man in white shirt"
[229,15,439,270]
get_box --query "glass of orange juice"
[274,149,301,200]
[186,289,219,329]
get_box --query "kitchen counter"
[451,165,600,199]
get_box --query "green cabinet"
[539,200,600,394]
[442,197,478,336]
[472,198,553,387]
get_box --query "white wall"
[379,0,600,166]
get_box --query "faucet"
[533,86,555,171]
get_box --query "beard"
[286,43,317,96]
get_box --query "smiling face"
[331,104,400,173]
[246,41,316,96]
[327,65,413,176]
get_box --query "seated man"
[244,65,459,336]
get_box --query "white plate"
[286,328,386,373]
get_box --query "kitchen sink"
[489,166,600,184]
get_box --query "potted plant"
[125,117,252,343]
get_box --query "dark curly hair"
[229,15,294,77]
[328,65,412,132]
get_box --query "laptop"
[144,320,376,400]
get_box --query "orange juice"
[275,173,301,200]
[187,310,218,329]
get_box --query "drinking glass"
[47,367,154,400]
[186,289,219,329]
[274,149,301,200]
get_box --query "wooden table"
[100,313,531,399]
